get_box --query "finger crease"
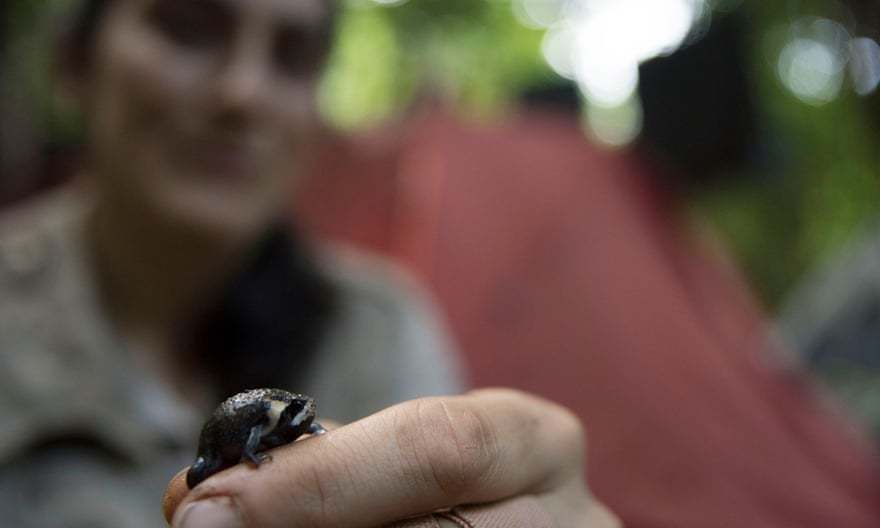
[437,510,476,528]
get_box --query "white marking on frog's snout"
[263,400,287,437]
[291,406,309,427]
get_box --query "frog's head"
[187,455,222,489]
[268,395,316,442]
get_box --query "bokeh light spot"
[529,0,708,144]
[584,95,644,147]
[512,0,568,30]
[539,0,705,107]
[775,17,849,106]
[849,37,880,96]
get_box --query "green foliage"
[319,5,405,128]
[319,0,547,128]
[693,0,880,309]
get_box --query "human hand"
[162,388,620,527]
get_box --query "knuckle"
[472,388,587,472]
[543,403,587,474]
[593,503,623,528]
[556,405,586,453]
[395,398,499,501]
[476,388,586,449]
[467,386,529,403]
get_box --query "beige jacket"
[0,189,463,527]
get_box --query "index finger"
[165,389,585,528]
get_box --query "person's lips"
[184,139,265,180]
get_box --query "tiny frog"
[187,388,326,489]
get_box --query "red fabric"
[297,108,880,527]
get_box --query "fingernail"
[172,497,243,528]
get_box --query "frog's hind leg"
[242,424,271,466]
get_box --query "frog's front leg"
[242,423,271,466]
[309,422,328,436]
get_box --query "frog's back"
[199,399,270,463]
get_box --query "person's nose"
[213,34,271,120]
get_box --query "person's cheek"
[96,30,188,161]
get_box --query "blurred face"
[80,0,333,238]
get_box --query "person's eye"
[274,27,329,76]
[148,0,230,49]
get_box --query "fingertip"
[163,467,190,524]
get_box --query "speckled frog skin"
[187,388,325,489]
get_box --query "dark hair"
[66,0,340,397]
[66,0,111,72]
[66,0,338,72]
